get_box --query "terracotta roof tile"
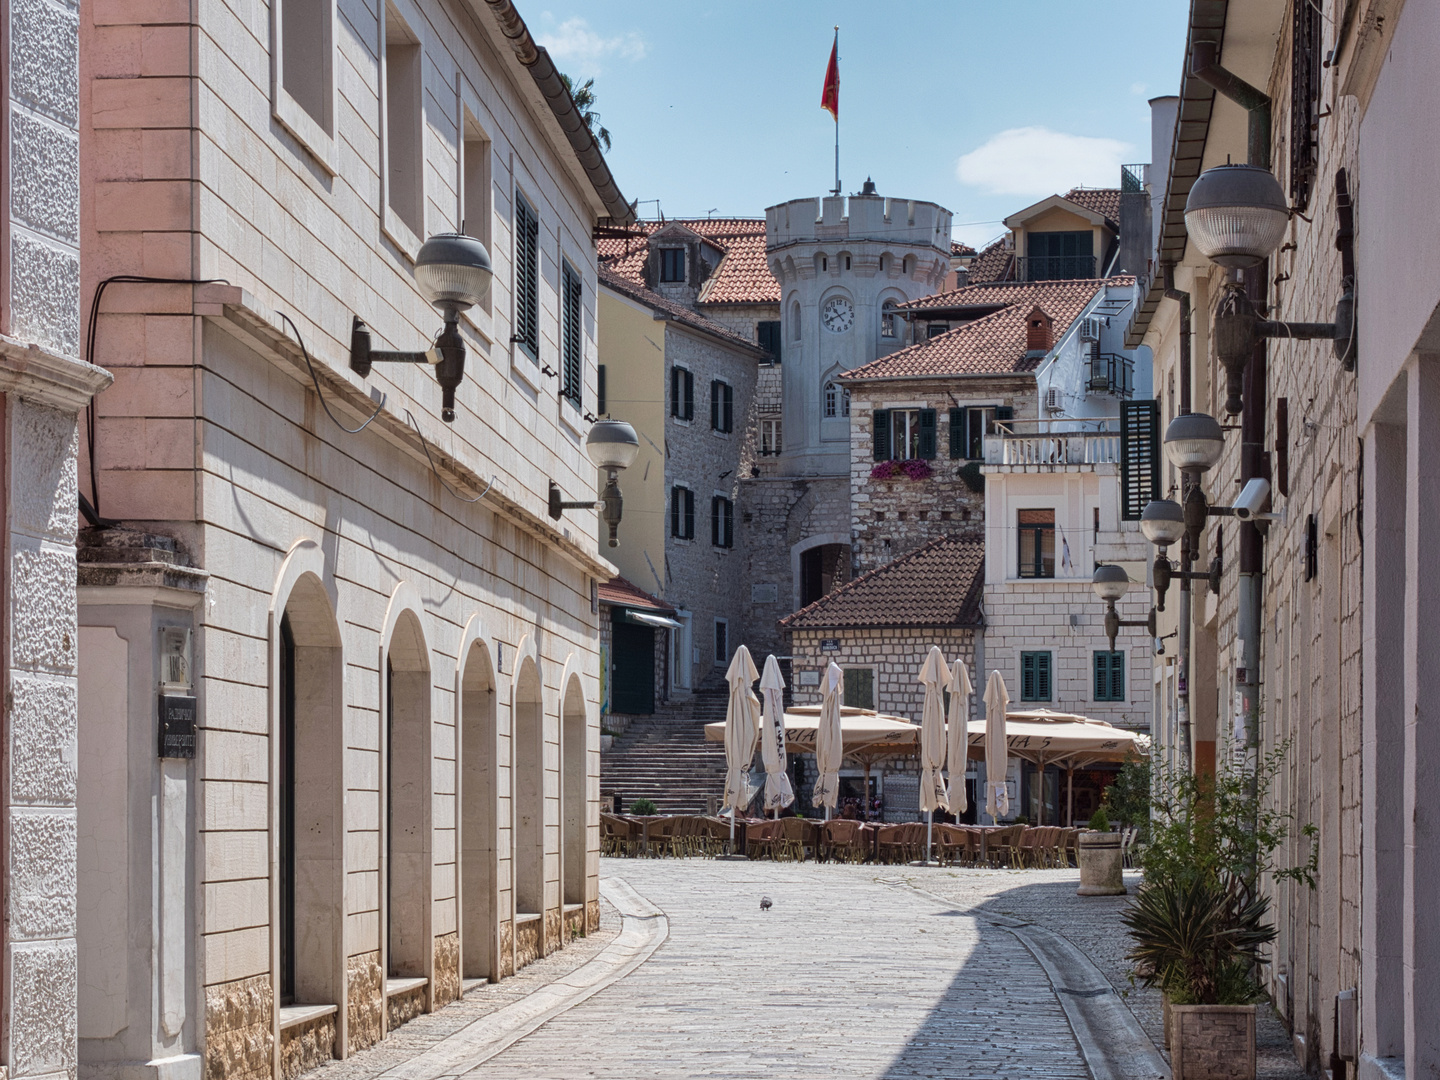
[1063,187,1121,230]
[598,265,769,357]
[598,575,675,615]
[597,219,779,305]
[844,279,1110,380]
[779,535,984,630]
[966,239,1015,283]
[950,240,977,257]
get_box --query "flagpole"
[832,26,840,195]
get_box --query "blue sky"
[532,1,1190,248]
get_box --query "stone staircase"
[601,687,730,815]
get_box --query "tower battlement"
[766,194,952,253]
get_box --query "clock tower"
[766,189,953,476]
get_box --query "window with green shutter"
[1120,399,1161,520]
[1094,651,1125,701]
[514,192,540,360]
[842,668,875,709]
[560,261,582,407]
[949,408,964,459]
[710,380,733,433]
[671,367,693,421]
[711,496,733,548]
[597,364,607,415]
[1021,651,1052,702]
[670,486,695,540]
[872,409,891,461]
[918,408,937,459]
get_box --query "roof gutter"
[482,0,636,226]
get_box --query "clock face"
[822,296,855,333]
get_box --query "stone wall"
[203,974,272,1080]
[789,626,977,721]
[738,475,850,658]
[515,917,542,970]
[345,952,382,1054]
[663,324,759,683]
[701,303,780,350]
[385,987,425,1032]
[848,378,1033,574]
[279,1014,335,1080]
[431,932,460,1010]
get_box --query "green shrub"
[1105,752,1151,831]
[630,797,658,815]
[1087,804,1111,832]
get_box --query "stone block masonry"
[205,974,273,1080]
[345,953,382,1054]
[280,1015,335,1080]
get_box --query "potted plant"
[1124,748,1315,1079]
[1077,802,1126,896]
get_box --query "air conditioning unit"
[1079,316,1103,342]
[1045,386,1065,413]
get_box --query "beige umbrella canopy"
[918,647,950,814]
[758,655,795,812]
[945,657,973,814]
[983,670,1011,820]
[720,646,760,814]
[812,663,844,811]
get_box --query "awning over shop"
[623,610,682,630]
[705,705,919,766]
[965,711,1149,770]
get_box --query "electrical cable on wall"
[402,408,495,504]
[83,275,229,521]
[275,311,385,434]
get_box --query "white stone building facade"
[71,2,625,1077]
[2,0,113,1076]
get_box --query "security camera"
[1232,477,1284,522]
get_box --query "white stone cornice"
[0,335,113,412]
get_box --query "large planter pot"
[1076,830,1126,895]
[1170,1004,1256,1080]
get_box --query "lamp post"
[348,232,493,422]
[549,419,640,547]
[1185,164,1358,417]
[1091,565,1156,652]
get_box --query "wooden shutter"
[711,380,721,430]
[711,496,721,546]
[948,408,963,459]
[872,409,891,461]
[723,384,733,433]
[1109,651,1124,701]
[918,409,937,459]
[561,263,582,403]
[684,488,695,539]
[1038,653,1052,701]
[684,370,694,421]
[1021,653,1037,700]
[724,500,733,548]
[515,194,539,357]
[1094,652,1109,701]
[1120,399,1160,521]
[670,368,679,418]
[597,364,607,415]
[670,487,680,537]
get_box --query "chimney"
[1026,306,1053,352]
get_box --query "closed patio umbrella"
[722,645,761,851]
[983,669,1011,821]
[946,656,973,815]
[918,646,950,863]
[759,654,794,813]
[812,662,844,816]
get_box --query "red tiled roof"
[966,239,1015,283]
[779,535,984,631]
[598,576,675,615]
[896,275,1132,315]
[1064,187,1122,230]
[950,240,977,257]
[598,265,769,357]
[844,279,1110,380]
[597,219,779,305]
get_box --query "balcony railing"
[986,419,1121,468]
[1088,353,1135,398]
[1121,163,1148,193]
[1016,255,1097,281]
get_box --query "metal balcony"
[1087,353,1135,398]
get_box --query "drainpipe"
[1163,263,1194,769]
[1191,38,1269,852]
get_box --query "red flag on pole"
[820,31,839,119]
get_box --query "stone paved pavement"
[466,859,1093,1079]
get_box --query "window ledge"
[384,977,428,999]
[272,89,338,177]
[515,911,543,925]
[510,350,542,392]
[461,305,495,347]
[558,401,584,440]
[279,1003,338,1030]
[381,207,423,264]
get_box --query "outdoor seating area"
[600,812,1142,868]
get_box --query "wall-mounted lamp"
[1140,495,1223,611]
[349,233,493,422]
[1091,565,1157,651]
[549,419,640,547]
[1186,165,1358,415]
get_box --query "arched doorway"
[458,635,498,983]
[276,575,345,1016]
[384,608,431,1003]
[512,654,544,967]
[560,672,587,924]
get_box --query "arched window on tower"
[790,300,801,341]
[881,300,897,339]
[823,381,850,419]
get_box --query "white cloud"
[1130,81,1148,97]
[955,127,1133,198]
[535,16,646,77]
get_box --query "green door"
[611,618,655,715]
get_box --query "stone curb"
[900,882,1171,1080]
[374,877,669,1080]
